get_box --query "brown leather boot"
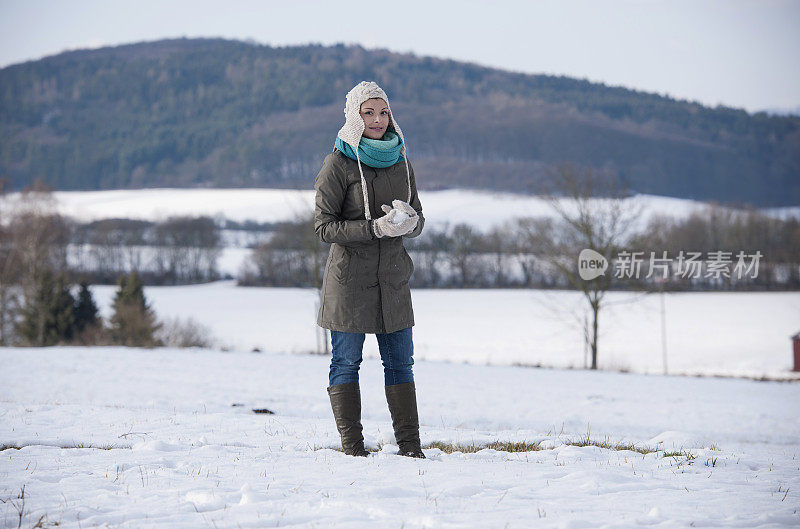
[385,381,426,458]
[327,382,369,457]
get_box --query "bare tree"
[153,216,221,284]
[513,217,561,288]
[537,162,640,369]
[0,181,19,344]
[240,213,321,287]
[0,182,71,344]
[78,219,150,281]
[447,224,483,287]
[481,225,511,287]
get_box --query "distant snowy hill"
[3,188,797,233]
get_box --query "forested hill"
[1,37,798,206]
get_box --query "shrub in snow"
[156,316,214,348]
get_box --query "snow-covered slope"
[1,346,798,528]
[3,188,797,232]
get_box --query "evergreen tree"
[110,271,160,347]
[74,280,100,333]
[18,271,76,346]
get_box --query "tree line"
[0,200,223,286]
[0,184,215,346]
[71,216,221,284]
[238,207,800,291]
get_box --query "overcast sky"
[1,0,798,113]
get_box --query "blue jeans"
[329,327,415,387]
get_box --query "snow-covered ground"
[91,281,800,380]
[3,188,797,233]
[1,346,798,528]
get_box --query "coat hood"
[336,81,411,221]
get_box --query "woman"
[314,81,425,458]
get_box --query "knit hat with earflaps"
[337,81,412,221]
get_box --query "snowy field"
[90,281,800,380]
[3,186,799,526]
[3,188,798,233]
[1,346,798,528]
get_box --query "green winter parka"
[314,149,424,334]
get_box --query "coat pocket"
[402,246,415,279]
[329,244,351,284]
[350,248,379,289]
[389,246,414,288]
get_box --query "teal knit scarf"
[334,130,404,168]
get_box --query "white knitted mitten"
[388,201,418,235]
[382,203,418,233]
[373,205,417,237]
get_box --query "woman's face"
[360,98,390,139]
